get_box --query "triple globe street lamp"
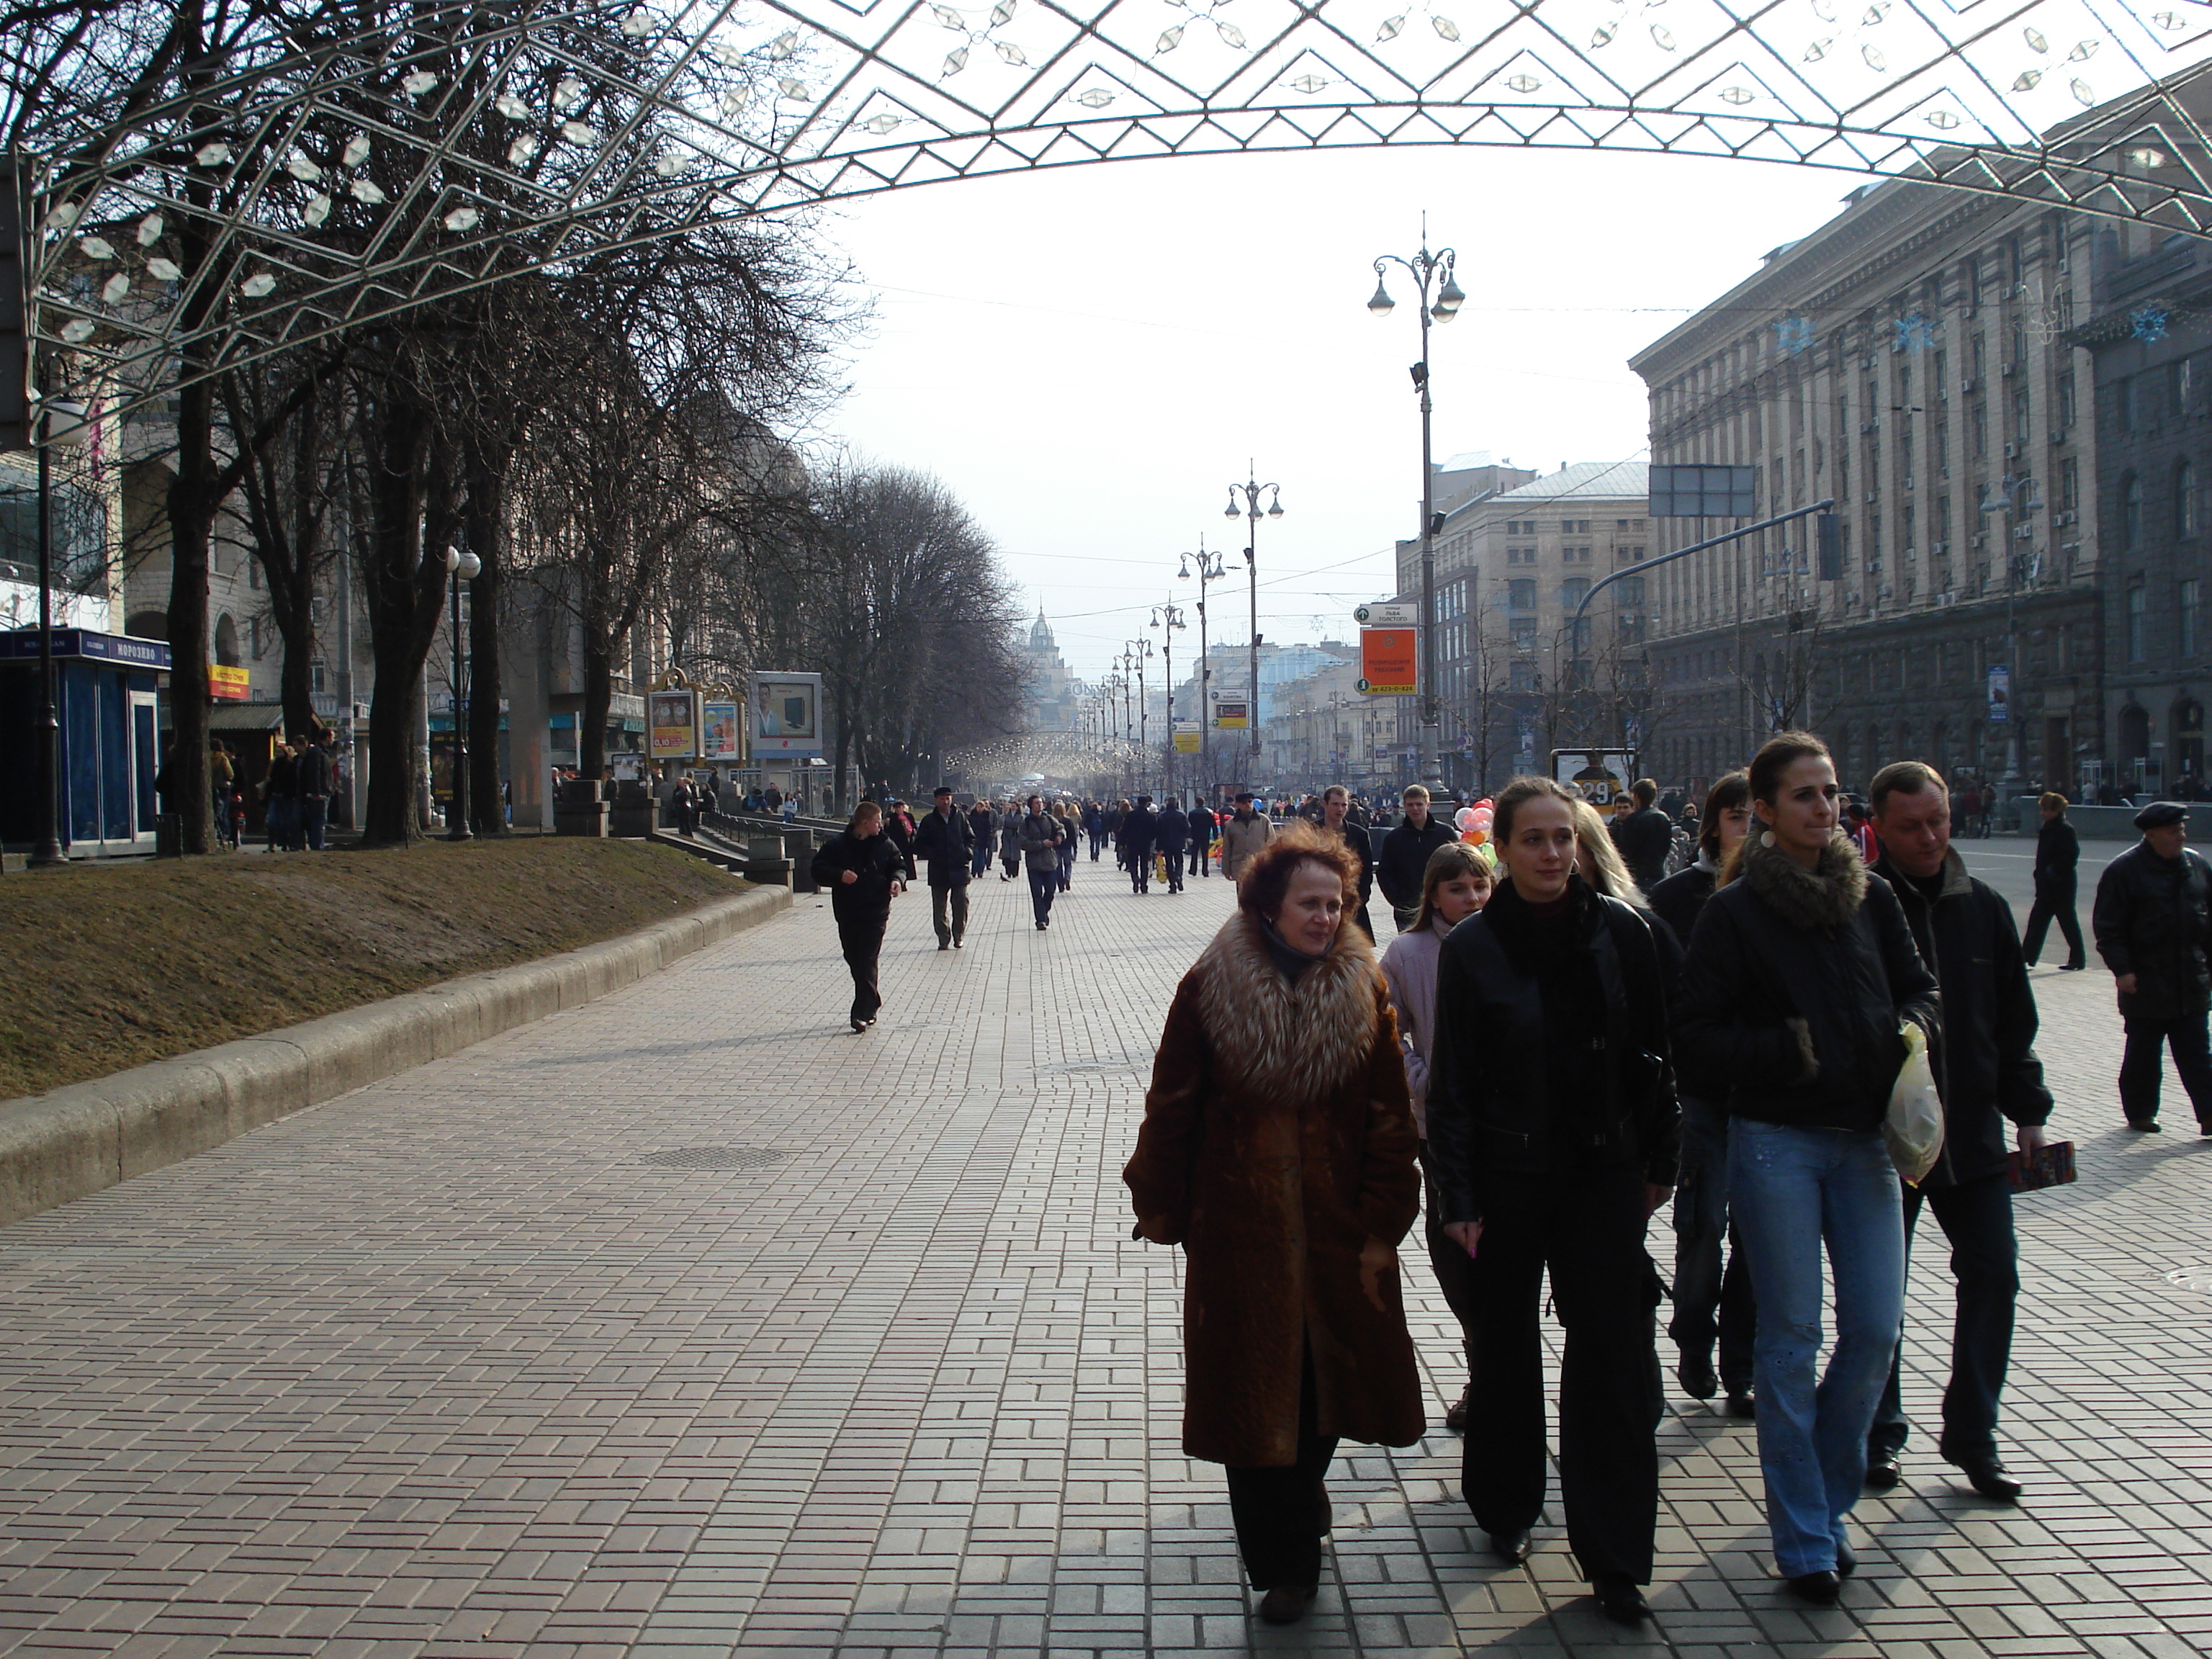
[1149,601,1187,796]
[1367,227,1465,791]
[1179,538,1230,789]
[1223,467,1284,769]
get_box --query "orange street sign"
[1357,628,1416,696]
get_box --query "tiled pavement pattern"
[2,851,2209,1659]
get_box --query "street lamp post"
[1181,539,1228,801]
[27,377,87,867]
[1129,637,1154,792]
[1224,464,1284,775]
[442,545,481,842]
[1366,224,1465,792]
[1150,601,1186,796]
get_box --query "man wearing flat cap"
[2092,801,2212,1132]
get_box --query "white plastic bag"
[1884,1023,1944,1186]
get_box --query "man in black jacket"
[1185,801,1215,878]
[913,785,975,950]
[810,803,908,1030]
[1118,794,1158,894]
[2093,801,2212,1132]
[1866,762,2054,1503]
[1153,798,1189,892]
[2022,792,2086,970]
[1609,778,1676,892]
[1377,784,1457,931]
[295,730,334,850]
[1319,785,1377,939]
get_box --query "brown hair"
[2038,791,2068,814]
[1411,840,1493,932]
[1238,818,1360,918]
[1747,731,1833,808]
[1632,777,1658,807]
[1869,759,1946,816]
[1491,774,1581,845]
[848,801,882,832]
[1699,769,1750,861]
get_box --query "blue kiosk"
[0,627,170,858]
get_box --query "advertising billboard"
[1213,694,1249,729]
[1357,628,1417,696]
[1173,721,1200,753]
[1552,748,1637,806]
[700,699,742,761]
[750,671,824,758]
[649,689,701,759]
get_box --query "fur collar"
[1733,827,1868,932]
[1190,910,1383,1104]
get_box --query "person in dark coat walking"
[1377,784,1458,931]
[1086,800,1107,860]
[913,785,976,950]
[2022,792,2086,970]
[1864,762,2054,1503]
[1154,798,1190,892]
[810,801,908,1030]
[1608,778,1676,893]
[1674,732,1939,1606]
[2093,801,2212,1130]
[1647,770,1758,1417]
[1426,776,1681,1627]
[1317,786,1376,940]
[967,799,997,881]
[1017,795,1066,928]
[1187,801,1215,877]
[1119,795,1159,893]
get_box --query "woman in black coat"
[809,801,908,1031]
[1426,775,1680,1627]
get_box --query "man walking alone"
[1020,794,1066,930]
[2093,801,2212,1132]
[914,785,976,950]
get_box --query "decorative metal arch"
[14,0,2212,413]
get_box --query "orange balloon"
[1462,827,1487,846]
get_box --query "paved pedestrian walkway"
[2,851,2208,1659]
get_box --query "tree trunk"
[581,642,613,782]
[464,455,507,834]
[356,390,446,845]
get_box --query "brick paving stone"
[1,866,2208,1656]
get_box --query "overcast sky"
[807,143,1869,685]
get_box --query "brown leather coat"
[1123,910,1425,1467]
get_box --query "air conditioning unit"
[1847,590,1863,606]
[1903,477,1915,490]
[1878,585,1893,600]
[1971,534,1986,548]
[1865,490,1879,503]
[2055,511,2077,526]
[1960,377,1978,394]
[1937,591,1956,606]
[2016,525,2036,540]
[1860,421,1879,434]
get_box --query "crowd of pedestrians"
[1110,737,2203,1629]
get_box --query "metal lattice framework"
[15,0,2212,413]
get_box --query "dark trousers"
[1028,864,1057,925]
[1057,843,1074,891]
[1190,840,1206,876]
[1669,1098,1757,1395]
[1420,1163,1480,1366]
[1160,847,1184,890]
[1869,1172,2018,1465]
[2119,1012,2212,1124]
[300,796,329,851]
[836,906,887,1022]
[971,844,991,879]
[1462,1166,1658,1583]
[1128,849,1151,892]
[2020,883,2085,966]
[1223,1346,1335,1591]
[930,881,968,945]
[1089,830,1105,860]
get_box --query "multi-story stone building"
[1630,176,2104,795]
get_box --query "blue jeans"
[1028,863,1057,925]
[1728,1120,1905,1577]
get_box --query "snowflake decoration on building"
[1775,315,1816,356]
[1892,310,1938,351]
[2132,302,2172,342]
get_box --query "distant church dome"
[1030,610,1056,650]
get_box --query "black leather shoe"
[1725,1391,1756,1420]
[1863,1455,1902,1491]
[1445,1382,1472,1434]
[1313,1482,1332,1537]
[2060,960,2087,971]
[1591,1575,1650,1624]
[1958,1457,2023,1501]
[1256,1583,1316,1624]
[850,1017,867,1033]
[1785,1570,1842,1606]
[1835,1538,1856,1578]
[938,940,951,950]
[1489,1528,1533,1565]
[2127,1118,2162,1131]
[1676,1352,1718,1401]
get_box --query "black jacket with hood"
[1426,874,1681,1226]
[1676,830,1940,1133]
[1874,848,2052,1187]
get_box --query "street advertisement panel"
[1173,721,1200,753]
[649,688,701,759]
[1213,694,1249,729]
[209,663,249,701]
[1987,663,2010,724]
[1552,748,1637,806]
[750,670,825,758]
[1357,628,1417,696]
[700,699,742,760]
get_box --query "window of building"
[1617,575,1646,605]
[2013,388,2031,445]
[1971,401,1988,458]
[2178,459,2198,538]
[1560,577,1591,611]
[214,614,239,667]
[1509,579,1536,609]
[2128,583,2148,661]
[2123,472,2143,549]
[2173,358,2194,414]
[2184,579,2202,658]
[2059,457,2077,511]
[1509,660,1536,691]
[2057,370,2075,430]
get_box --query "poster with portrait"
[700,700,742,761]
[649,689,701,759]
[1552,748,1637,807]
[750,672,824,759]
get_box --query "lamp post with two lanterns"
[1127,636,1155,793]
[441,544,481,842]
[1149,601,1187,796]
[1223,467,1283,770]
[1366,225,1465,791]
[1180,538,1228,794]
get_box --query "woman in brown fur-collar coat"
[1123,821,1424,1625]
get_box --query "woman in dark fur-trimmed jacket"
[1123,822,1423,1628]
[1426,775,1681,1629]
[1675,731,1939,1609]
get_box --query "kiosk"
[0,627,171,857]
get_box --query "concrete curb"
[0,884,792,1228]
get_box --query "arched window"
[213,613,239,667]
[2179,459,2199,539]
[2123,472,2144,550]
[124,610,166,640]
